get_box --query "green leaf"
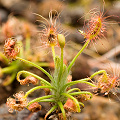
[59,64,68,90]
[51,56,61,88]
[51,56,68,95]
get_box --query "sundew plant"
[5,6,119,120]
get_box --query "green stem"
[35,62,51,67]
[68,39,90,72]
[51,45,56,63]
[67,80,96,87]
[67,88,81,93]
[16,57,53,81]
[45,105,58,120]
[27,95,54,107]
[24,62,52,68]
[69,92,93,99]
[57,101,66,120]
[17,70,51,86]
[79,102,84,107]
[38,99,55,102]
[61,93,80,112]
[24,86,55,98]
[90,70,107,79]
[59,47,64,80]
[62,78,96,90]
[1,65,18,74]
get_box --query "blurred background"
[0,0,120,120]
